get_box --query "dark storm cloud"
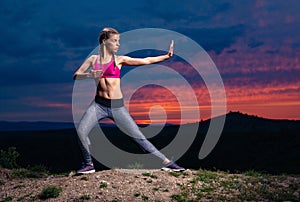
[0,1,100,86]
[0,1,40,24]
[139,0,231,23]
[42,25,98,48]
[0,1,43,57]
[180,24,246,54]
[135,1,245,54]
[202,25,246,54]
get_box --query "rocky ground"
[0,168,299,201]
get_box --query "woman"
[73,27,185,174]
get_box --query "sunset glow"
[126,79,300,124]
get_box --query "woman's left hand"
[168,40,174,57]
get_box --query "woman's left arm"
[120,40,174,66]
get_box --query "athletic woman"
[73,27,185,174]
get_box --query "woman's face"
[104,34,120,53]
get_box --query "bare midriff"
[96,78,123,99]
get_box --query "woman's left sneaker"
[161,162,185,172]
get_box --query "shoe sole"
[161,167,185,172]
[77,169,96,174]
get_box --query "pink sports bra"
[93,56,120,78]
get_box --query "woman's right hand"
[89,70,103,78]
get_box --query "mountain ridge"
[1,111,299,131]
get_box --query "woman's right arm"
[73,56,95,80]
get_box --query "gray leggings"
[77,100,166,164]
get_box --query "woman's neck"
[99,47,113,63]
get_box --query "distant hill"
[0,111,299,174]
[0,121,75,131]
[1,111,299,132]
[0,121,174,131]
[182,111,300,174]
[221,111,300,134]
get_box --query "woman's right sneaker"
[77,163,95,174]
[161,161,185,172]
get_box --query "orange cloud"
[123,74,300,123]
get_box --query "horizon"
[1,111,299,124]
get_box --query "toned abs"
[96,78,122,99]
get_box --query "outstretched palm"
[168,40,174,57]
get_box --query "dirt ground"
[1,168,299,201]
[0,168,194,201]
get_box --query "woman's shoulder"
[85,54,97,62]
[114,54,122,62]
[115,55,129,62]
[114,55,124,68]
[89,54,98,59]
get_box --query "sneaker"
[77,163,95,174]
[161,161,185,172]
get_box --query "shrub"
[0,147,19,169]
[38,186,62,200]
[11,168,47,179]
[28,164,49,174]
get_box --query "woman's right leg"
[77,102,107,164]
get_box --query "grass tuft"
[99,182,107,188]
[127,162,144,169]
[80,194,91,200]
[38,186,62,200]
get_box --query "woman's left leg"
[111,106,167,161]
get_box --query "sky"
[0,0,300,124]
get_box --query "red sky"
[124,41,300,124]
[126,82,300,125]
